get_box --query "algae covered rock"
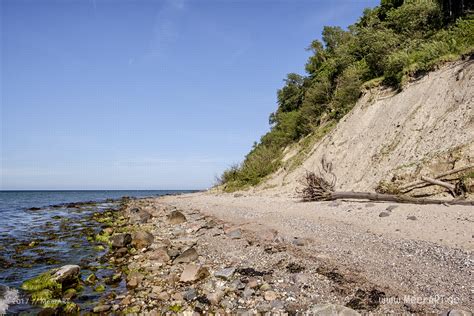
[21,265,81,308]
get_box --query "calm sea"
[0,190,195,313]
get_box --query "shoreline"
[11,191,473,314]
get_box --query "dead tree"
[297,163,474,206]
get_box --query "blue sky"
[1,0,378,190]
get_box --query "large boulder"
[110,233,132,248]
[131,231,154,249]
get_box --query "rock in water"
[168,210,187,224]
[110,233,132,248]
[131,231,154,249]
[52,265,80,283]
[180,264,210,282]
[93,304,111,313]
[173,248,198,264]
[307,304,360,315]
[128,207,152,224]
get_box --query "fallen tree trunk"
[330,191,474,206]
[298,167,474,206]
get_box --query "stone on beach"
[147,246,171,262]
[131,231,154,249]
[168,210,187,224]
[126,271,144,289]
[180,264,210,282]
[214,267,236,280]
[226,228,242,239]
[110,233,132,248]
[307,304,360,315]
[173,247,199,264]
[128,207,152,224]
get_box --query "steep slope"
[258,59,473,195]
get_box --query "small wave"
[0,285,20,315]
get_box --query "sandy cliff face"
[259,59,474,195]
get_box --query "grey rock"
[256,302,272,312]
[230,279,245,291]
[365,203,376,207]
[131,231,154,249]
[292,273,310,285]
[221,299,234,309]
[227,228,242,239]
[93,304,111,313]
[379,211,390,218]
[52,265,80,283]
[206,290,224,305]
[173,248,198,264]
[242,287,254,298]
[168,210,187,224]
[214,267,236,280]
[292,237,306,246]
[307,304,360,315]
[386,205,398,211]
[183,288,197,301]
[129,207,152,224]
[271,300,285,309]
[407,215,417,221]
[110,233,132,248]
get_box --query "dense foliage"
[220,0,473,191]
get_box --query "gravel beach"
[107,192,473,314]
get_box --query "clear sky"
[1,0,378,190]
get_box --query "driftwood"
[421,176,456,196]
[400,164,474,192]
[298,162,474,206]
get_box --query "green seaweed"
[63,302,80,314]
[85,273,97,285]
[94,284,106,293]
[21,271,61,293]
